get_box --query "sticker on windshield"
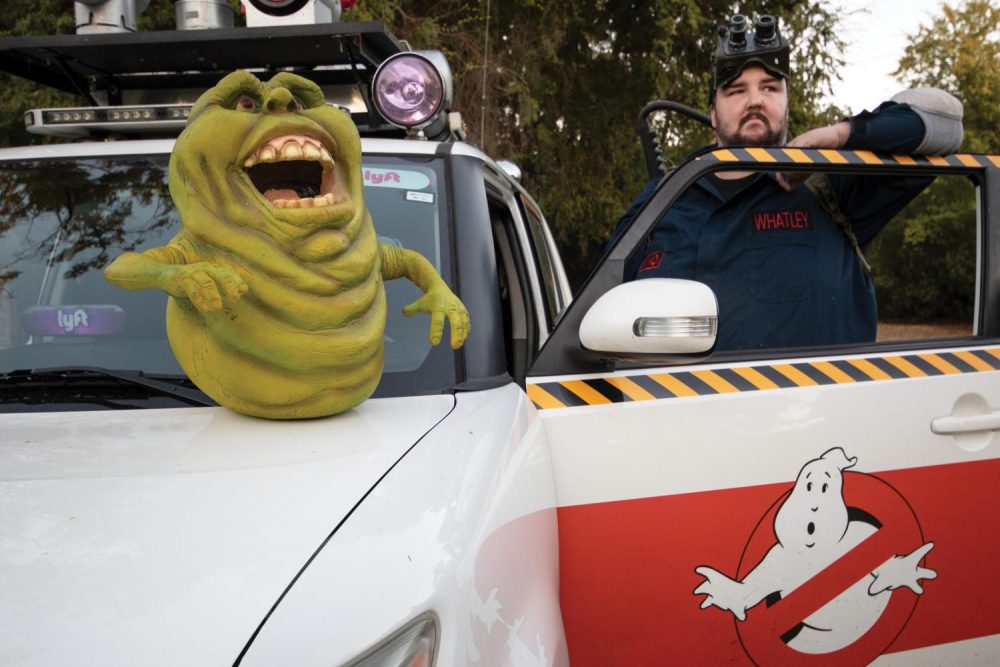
[22,305,126,336]
[406,191,435,204]
[363,168,432,190]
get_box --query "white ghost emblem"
[693,447,937,653]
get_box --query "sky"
[825,0,948,114]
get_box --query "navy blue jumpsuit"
[609,102,932,351]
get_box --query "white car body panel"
[541,345,1000,506]
[0,396,454,666]
[534,343,1000,665]
[241,384,566,666]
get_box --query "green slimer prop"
[105,71,470,419]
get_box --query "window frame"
[530,148,1000,377]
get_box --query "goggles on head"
[711,14,790,101]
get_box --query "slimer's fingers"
[217,271,248,301]
[172,263,247,312]
[449,306,471,349]
[428,310,445,345]
[402,291,470,348]
[177,271,222,312]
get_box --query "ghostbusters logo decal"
[694,448,936,666]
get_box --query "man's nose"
[264,87,299,113]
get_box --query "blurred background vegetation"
[1,0,996,324]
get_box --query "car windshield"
[0,153,458,402]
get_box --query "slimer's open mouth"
[244,134,343,209]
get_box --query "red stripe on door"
[557,458,1000,665]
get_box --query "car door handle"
[931,412,1000,435]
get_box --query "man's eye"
[236,96,259,112]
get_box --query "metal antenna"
[480,0,491,145]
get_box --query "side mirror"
[579,278,718,358]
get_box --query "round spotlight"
[372,53,446,131]
[245,0,310,16]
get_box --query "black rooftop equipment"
[0,21,409,136]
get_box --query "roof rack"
[0,21,406,135]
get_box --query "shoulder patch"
[638,250,665,272]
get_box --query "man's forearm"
[844,89,964,155]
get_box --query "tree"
[347,0,848,286]
[866,0,998,322]
[894,0,1000,154]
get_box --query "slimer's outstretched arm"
[380,244,470,349]
[105,244,248,313]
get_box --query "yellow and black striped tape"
[527,347,1000,410]
[698,147,1000,170]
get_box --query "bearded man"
[610,14,963,351]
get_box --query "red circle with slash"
[735,471,927,666]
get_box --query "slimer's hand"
[381,244,470,349]
[106,249,248,313]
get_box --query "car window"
[619,168,981,354]
[0,154,460,399]
[519,193,568,327]
[487,192,532,378]
[866,174,978,341]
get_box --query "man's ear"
[710,106,717,130]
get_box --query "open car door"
[528,147,1000,665]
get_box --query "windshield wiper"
[0,366,217,407]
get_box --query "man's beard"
[718,110,788,147]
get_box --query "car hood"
[0,395,454,666]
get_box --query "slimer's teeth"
[280,142,303,160]
[270,193,337,209]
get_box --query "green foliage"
[866,0,997,322]
[347,0,849,286]
[867,177,977,321]
[0,1,79,148]
[894,0,1000,154]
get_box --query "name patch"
[753,210,810,232]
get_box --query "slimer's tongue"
[265,188,299,202]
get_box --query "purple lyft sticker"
[22,305,126,336]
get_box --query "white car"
[2,14,999,667]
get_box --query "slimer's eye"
[236,96,259,112]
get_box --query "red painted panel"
[557,458,1000,665]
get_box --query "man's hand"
[777,121,851,191]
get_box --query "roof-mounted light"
[24,104,192,137]
[372,51,454,137]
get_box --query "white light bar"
[24,104,193,137]
[633,316,718,338]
